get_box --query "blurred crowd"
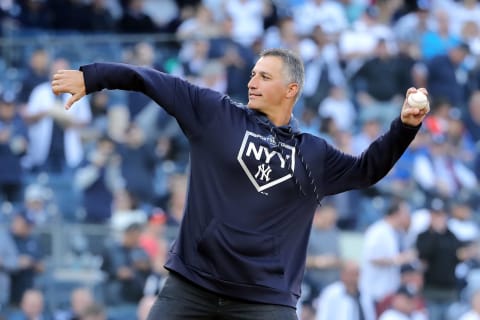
[1,0,480,319]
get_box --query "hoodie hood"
[246,108,301,137]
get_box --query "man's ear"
[286,83,299,99]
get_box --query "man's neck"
[265,111,292,127]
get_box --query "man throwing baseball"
[51,48,429,319]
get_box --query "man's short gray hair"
[259,48,304,101]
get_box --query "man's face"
[0,102,14,120]
[247,56,290,113]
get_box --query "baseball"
[407,92,428,110]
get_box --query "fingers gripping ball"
[407,92,429,110]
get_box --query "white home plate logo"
[237,131,295,193]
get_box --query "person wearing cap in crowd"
[376,263,427,318]
[8,210,45,307]
[416,197,478,320]
[0,91,29,204]
[378,285,427,320]
[21,183,51,226]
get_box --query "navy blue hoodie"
[80,62,420,308]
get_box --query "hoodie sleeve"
[323,117,419,195]
[80,62,225,138]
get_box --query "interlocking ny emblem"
[255,164,272,181]
[237,131,295,192]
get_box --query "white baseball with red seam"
[407,91,428,110]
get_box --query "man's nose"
[248,76,257,89]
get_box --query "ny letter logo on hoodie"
[237,131,295,193]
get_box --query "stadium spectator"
[16,0,53,31]
[424,41,471,109]
[304,204,342,301]
[224,0,268,47]
[293,0,348,38]
[117,123,158,205]
[116,0,159,34]
[315,260,376,320]
[378,285,427,320]
[142,241,169,297]
[78,304,106,320]
[352,115,382,156]
[459,20,480,57]
[123,41,163,120]
[302,25,345,114]
[53,287,95,320]
[420,9,460,60]
[449,0,480,38]
[338,5,394,78]
[416,197,477,320]
[74,134,124,224]
[83,0,116,33]
[22,57,92,221]
[392,1,431,48]
[175,3,219,40]
[17,47,51,107]
[208,15,256,104]
[101,223,151,305]
[352,38,407,126]
[21,183,52,226]
[0,224,19,312]
[7,289,51,320]
[138,209,168,259]
[82,92,112,148]
[325,129,365,230]
[318,85,356,132]
[9,212,45,307]
[0,92,29,204]
[448,194,480,293]
[360,198,416,314]
[437,107,476,167]
[376,263,427,318]
[412,132,477,200]
[110,189,148,234]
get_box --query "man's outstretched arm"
[51,62,226,138]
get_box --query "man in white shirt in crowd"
[315,260,375,320]
[360,198,417,314]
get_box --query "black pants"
[147,273,298,320]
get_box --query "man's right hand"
[51,70,86,110]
